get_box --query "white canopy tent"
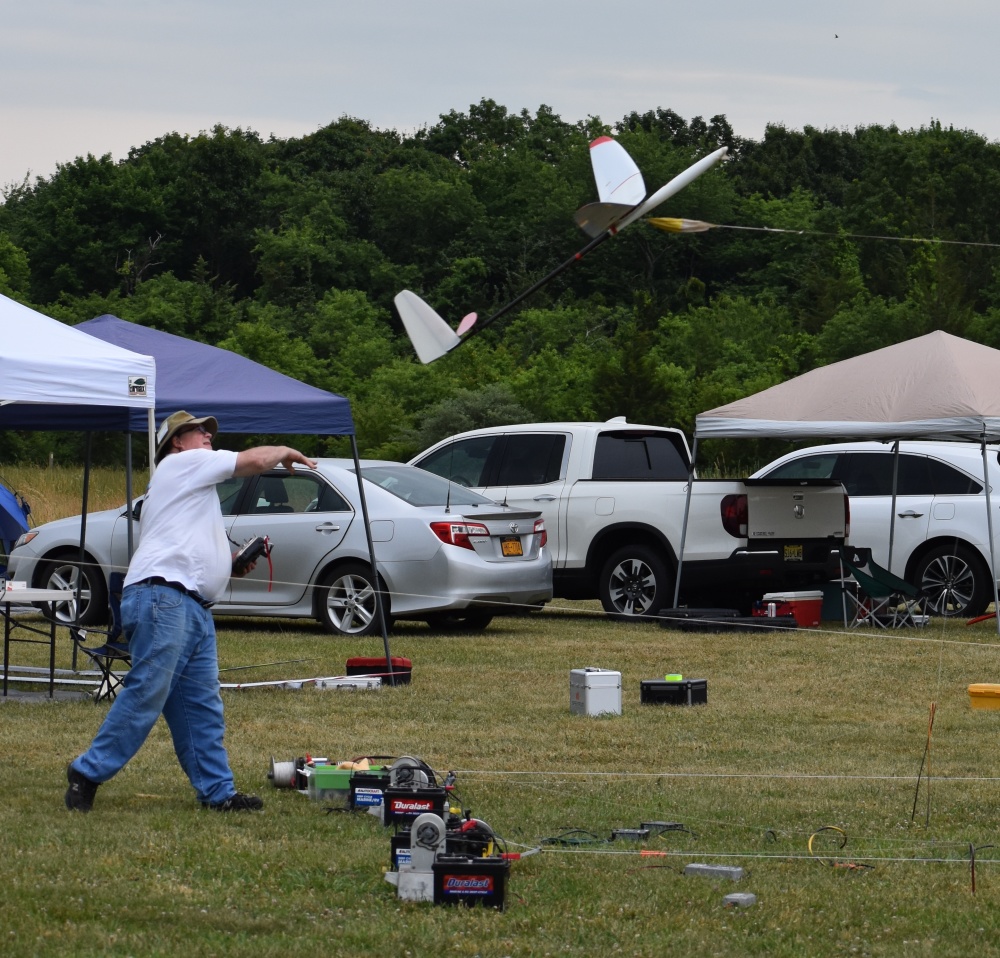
[0,293,156,630]
[0,293,156,428]
[692,330,1000,629]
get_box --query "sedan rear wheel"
[316,562,388,636]
[39,554,108,626]
[914,543,991,618]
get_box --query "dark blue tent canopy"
[0,482,29,547]
[8,315,354,436]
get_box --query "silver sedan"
[8,460,552,635]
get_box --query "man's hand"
[279,449,318,472]
[234,446,318,477]
[232,559,256,578]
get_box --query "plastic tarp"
[695,331,1000,442]
[0,294,156,429]
[0,483,29,545]
[75,314,354,437]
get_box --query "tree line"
[3,100,1000,469]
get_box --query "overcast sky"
[3,1,998,190]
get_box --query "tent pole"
[148,408,156,475]
[125,432,135,559]
[887,440,900,571]
[350,434,394,679]
[71,433,93,669]
[979,437,1000,635]
[673,435,698,609]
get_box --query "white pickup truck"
[410,419,849,618]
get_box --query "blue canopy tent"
[68,314,354,441]
[72,316,392,664]
[0,482,30,564]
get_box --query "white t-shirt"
[123,448,240,602]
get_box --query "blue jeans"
[72,582,236,805]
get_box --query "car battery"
[390,830,412,870]
[640,678,708,706]
[570,667,622,716]
[383,785,448,827]
[345,655,412,686]
[349,767,390,810]
[432,855,510,910]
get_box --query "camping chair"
[69,572,130,701]
[839,546,926,628]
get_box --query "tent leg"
[979,439,1000,635]
[672,437,698,609]
[71,433,93,671]
[124,432,135,559]
[350,435,395,679]
[887,441,900,571]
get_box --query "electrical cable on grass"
[539,829,610,847]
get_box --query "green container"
[307,765,352,802]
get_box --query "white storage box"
[570,667,622,716]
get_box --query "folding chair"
[839,546,926,628]
[70,572,130,700]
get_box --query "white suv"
[752,441,999,616]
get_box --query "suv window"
[415,435,497,487]
[926,458,983,495]
[840,453,929,497]
[766,451,983,497]
[496,434,566,485]
[592,432,689,480]
[764,453,839,481]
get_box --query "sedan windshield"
[359,465,497,507]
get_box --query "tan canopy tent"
[695,331,1000,443]
[690,330,1000,627]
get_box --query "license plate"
[784,544,803,562]
[500,536,523,557]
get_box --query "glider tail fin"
[574,136,648,236]
[393,290,462,364]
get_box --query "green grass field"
[4,603,1000,957]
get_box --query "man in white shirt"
[66,410,316,812]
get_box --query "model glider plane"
[394,137,727,364]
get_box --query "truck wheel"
[316,562,389,636]
[599,545,672,621]
[914,544,991,618]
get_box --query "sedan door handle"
[533,495,558,502]
[315,523,341,533]
[896,510,924,519]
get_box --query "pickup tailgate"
[743,478,847,564]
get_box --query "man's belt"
[135,576,214,609]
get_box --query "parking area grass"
[4,604,1000,956]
